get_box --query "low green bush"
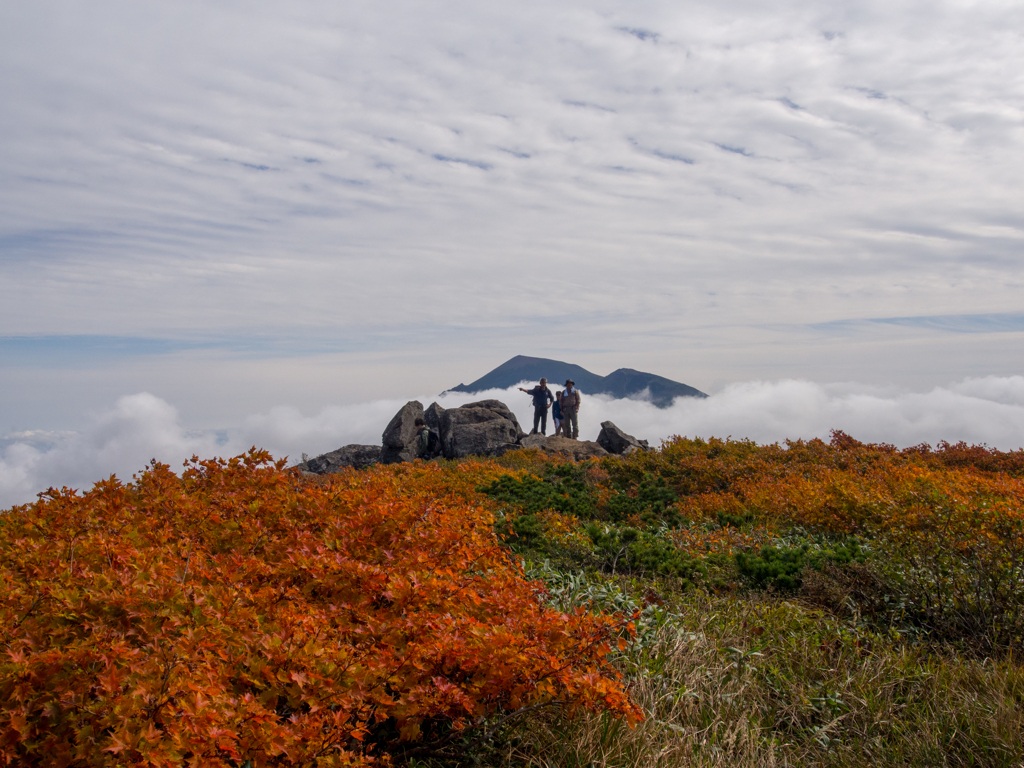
[736,539,865,592]
[586,523,706,587]
[606,473,682,528]
[478,466,597,518]
[495,512,547,550]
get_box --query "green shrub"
[495,512,547,550]
[585,523,706,587]
[606,473,682,528]
[478,467,597,519]
[736,539,865,592]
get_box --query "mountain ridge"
[444,355,707,408]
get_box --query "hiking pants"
[532,406,548,435]
[562,410,578,439]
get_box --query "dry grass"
[500,591,1024,768]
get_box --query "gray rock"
[380,400,425,464]
[519,433,548,450]
[440,399,525,459]
[424,401,446,432]
[597,421,650,455]
[521,434,609,460]
[300,444,382,474]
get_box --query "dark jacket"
[418,426,440,456]
[527,386,554,409]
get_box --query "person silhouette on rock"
[560,379,581,440]
[519,377,554,435]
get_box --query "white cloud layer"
[4,377,1023,509]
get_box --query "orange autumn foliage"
[657,434,1024,546]
[614,433,1024,644]
[0,451,641,767]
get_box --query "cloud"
[4,377,1023,510]
[0,394,226,508]
[2,0,1024,454]
[584,378,1024,450]
[950,376,1024,407]
[2,0,1023,351]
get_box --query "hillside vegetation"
[3,433,1024,766]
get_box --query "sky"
[1,0,1023,505]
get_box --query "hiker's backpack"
[420,428,441,455]
[427,429,442,454]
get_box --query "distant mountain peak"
[444,356,706,408]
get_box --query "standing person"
[560,379,581,440]
[551,388,564,436]
[519,377,555,435]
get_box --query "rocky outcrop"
[300,445,382,474]
[520,434,609,460]
[424,401,446,432]
[597,421,650,455]
[298,401,650,471]
[380,400,425,464]
[440,399,525,459]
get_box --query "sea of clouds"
[2,375,1023,509]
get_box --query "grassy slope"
[5,435,1023,766]
[422,435,1024,768]
[500,588,1024,768]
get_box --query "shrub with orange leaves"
[0,451,641,767]
[608,432,1024,647]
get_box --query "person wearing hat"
[560,379,581,440]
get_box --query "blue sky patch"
[715,144,753,156]
[432,154,492,170]
[617,27,659,42]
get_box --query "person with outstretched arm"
[519,377,555,435]
[560,379,581,440]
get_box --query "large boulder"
[424,401,446,432]
[300,445,382,474]
[596,421,650,455]
[380,400,425,464]
[440,399,525,459]
[520,434,609,461]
